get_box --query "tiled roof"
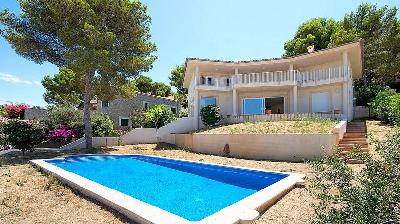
[137,92,178,102]
[185,39,363,65]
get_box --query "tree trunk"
[83,71,94,150]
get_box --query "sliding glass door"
[242,98,264,115]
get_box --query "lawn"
[0,119,394,224]
[199,119,339,134]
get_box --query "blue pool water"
[47,155,288,221]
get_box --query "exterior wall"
[96,93,180,129]
[238,89,292,114]
[198,91,233,116]
[354,106,372,119]
[297,84,343,114]
[120,128,158,145]
[177,133,336,161]
[24,107,47,120]
[157,117,196,144]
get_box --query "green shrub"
[43,106,83,132]
[130,109,146,128]
[354,80,386,106]
[310,128,400,224]
[3,120,46,153]
[144,104,176,128]
[200,105,222,127]
[370,89,396,123]
[91,113,116,137]
[388,94,400,126]
[0,105,6,117]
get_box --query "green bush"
[370,89,400,125]
[43,106,83,133]
[354,80,386,106]
[388,94,400,126]
[200,105,222,127]
[0,105,6,117]
[130,109,146,128]
[310,128,400,224]
[144,104,176,128]
[91,113,116,137]
[3,120,46,153]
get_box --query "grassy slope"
[199,119,339,134]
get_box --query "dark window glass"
[102,101,109,108]
[120,118,129,127]
[171,107,177,114]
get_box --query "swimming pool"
[32,154,304,224]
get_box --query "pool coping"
[31,154,305,224]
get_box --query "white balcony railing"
[194,65,351,90]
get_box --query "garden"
[0,103,176,153]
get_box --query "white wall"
[157,117,195,144]
[190,133,336,161]
[120,128,158,145]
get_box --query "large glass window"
[243,98,264,115]
[200,96,217,107]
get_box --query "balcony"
[235,66,351,88]
[193,65,351,90]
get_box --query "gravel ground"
[0,146,314,224]
[0,119,393,224]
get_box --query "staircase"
[339,121,369,163]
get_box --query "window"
[207,77,213,85]
[200,96,217,107]
[119,117,129,127]
[243,98,264,115]
[200,76,206,85]
[170,106,177,115]
[143,101,149,110]
[312,92,330,113]
[102,101,109,108]
[226,78,230,86]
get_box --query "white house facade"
[183,40,364,129]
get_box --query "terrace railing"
[224,113,344,124]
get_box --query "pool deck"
[31,154,305,224]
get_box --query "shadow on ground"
[0,143,180,166]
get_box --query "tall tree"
[284,3,400,85]
[283,18,339,57]
[133,75,172,97]
[42,68,83,107]
[134,75,154,93]
[169,64,187,107]
[329,3,400,84]
[0,0,156,149]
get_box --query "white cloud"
[0,73,41,86]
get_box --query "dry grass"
[199,119,339,134]
[0,119,394,224]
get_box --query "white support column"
[194,65,200,130]
[292,85,298,113]
[342,51,351,120]
[233,68,239,116]
[233,89,237,116]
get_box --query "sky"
[0,0,399,106]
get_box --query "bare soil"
[0,119,394,224]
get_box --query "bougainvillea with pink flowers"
[5,104,30,119]
[48,127,78,143]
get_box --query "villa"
[184,40,364,129]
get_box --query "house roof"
[136,92,178,102]
[183,39,364,88]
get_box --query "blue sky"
[0,0,399,106]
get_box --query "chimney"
[307,45,315,53]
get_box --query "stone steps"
[338,121,369,163]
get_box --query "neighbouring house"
[184,40,364,129]
[94,92,180,129]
